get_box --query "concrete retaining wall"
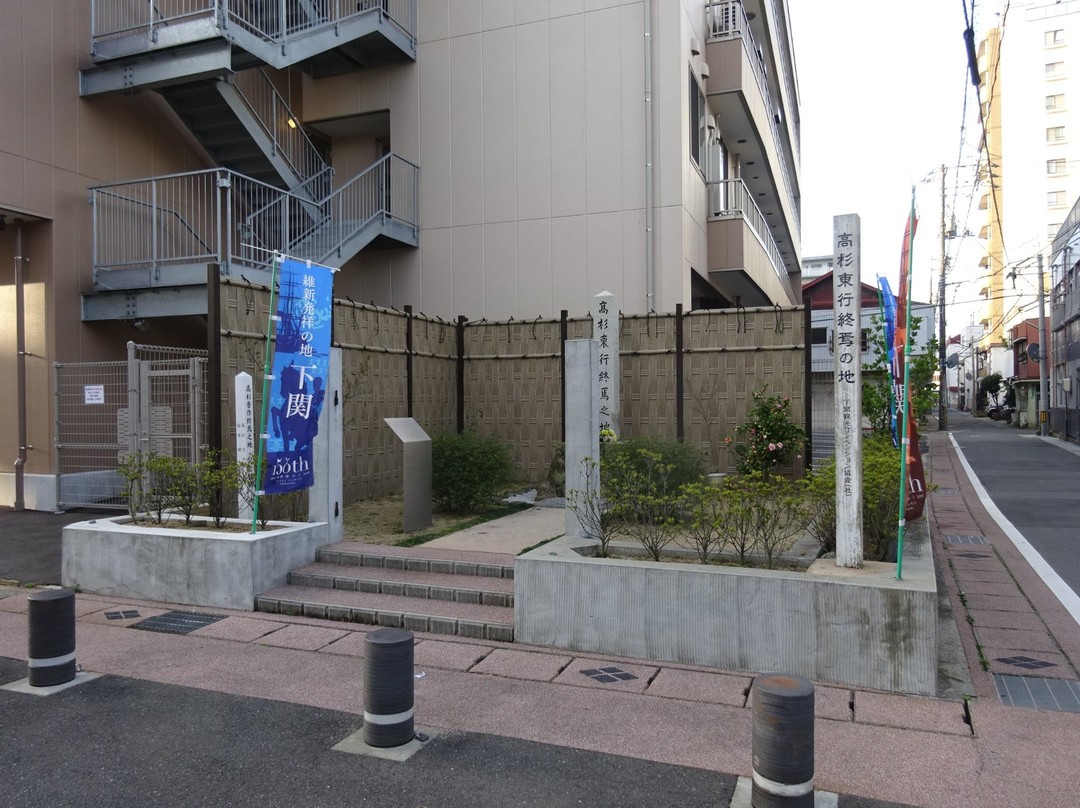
[515,522,937,695]
[62,517,328,611]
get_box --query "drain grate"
[994,674,1080,712]
[581,666,638,684]
[134,611,226,635]
[995,655,1058,671]
[955,552,992,559]
[934,488,960,495]
[945,534,987,545]
[105,610,141,620]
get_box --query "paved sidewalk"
[3,427,1080,806]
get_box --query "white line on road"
[949,433,1080,628]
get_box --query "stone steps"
[254,542,517,641]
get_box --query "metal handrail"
[91,0,416,52]
[92,156,417,274]
[230,69,330,194]
[707,177,788,288]
[705,0,800,236]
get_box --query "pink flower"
[750,428,756,435]
[777,442,783,449]
[768,443,776,451]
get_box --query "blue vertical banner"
[877,276,900,445]
[264,259,334,494]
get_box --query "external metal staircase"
[79,0,419,321]
[81,0,416,96]
[84,153,418,319]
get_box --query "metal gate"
[55,342,208,509]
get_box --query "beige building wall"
[304,0,713,320]
[0,0,213,504]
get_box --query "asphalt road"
[946,412,1080,595]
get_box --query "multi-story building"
[1051,196,1080,437]
[977,2,1080,392]
[0,0,802,509]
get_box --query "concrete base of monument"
[515,519,937,696]
[62,516,329,611]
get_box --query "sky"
[789,0,983,316]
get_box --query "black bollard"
[27,589,77,688]
[362,628,415,747]
[751,673,815,808]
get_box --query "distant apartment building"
[0,0,802,509]
[977,2,1080,389]
[800,254,832,282]
[1051,196,1080,438]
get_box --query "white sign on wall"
[84,385,105,405]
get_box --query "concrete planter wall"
[515,521,937,695]
[62,516,328,611]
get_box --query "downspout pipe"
[644,0,655,312]
[14,220,27,511]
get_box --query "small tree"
[863,314,940,432]
[566,458,621,557]
[979,372,1004,409]
[751,477,812,569]
[432,430,513,513]
[680,481,728,564]
[606,448,680,561]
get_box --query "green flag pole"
[252,252,281,533]
[897,193,917,580]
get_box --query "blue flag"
[264,259,334,494]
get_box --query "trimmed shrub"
[805,434,902,561]
[601,435,706,495]
[432,430,513,513]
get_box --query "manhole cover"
[581,666,638,684]
[105,610,141,620]
[134,611,226,635]
[994,674,1080,712]
[945,534,987,544]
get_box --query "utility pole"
[1038,253,1051,436]
[938,165,948,430]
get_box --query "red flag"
[896,212,927,520]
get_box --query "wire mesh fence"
[54,343,209,510]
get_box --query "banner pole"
[252,252,281,533]
[897,193,916,579]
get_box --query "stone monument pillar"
[833,215,863,568]
[564,339,600,538]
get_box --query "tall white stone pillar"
[564,339,600,538]
[234,372,254,520]
[833,215,863,568]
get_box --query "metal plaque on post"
[384,417,433,533]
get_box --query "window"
[689,68,706,171]
[1048,126,1066,143]
[1047,93,1065,110]
[1048,190,1066,207]
[1046,61,1065,78]
[811,327,828,345]
[1046,29,1065,47]
[1048,158,1067,175]
[1049,223,1063,241]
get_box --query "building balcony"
[705,1,800,260]
[706,178,797,306]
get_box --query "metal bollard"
[27,589,77,688]
[751,673,815,808]
[362,628,415,748]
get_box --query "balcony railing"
[90,0,416,53]
[706,0,800,235]
[91,155,418,279]
[707,178,788,288]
